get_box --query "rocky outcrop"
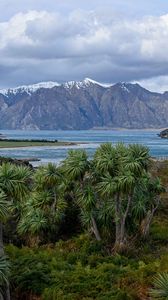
[158,129,168,138]
[0,79,168,130]
[0,156,33,168]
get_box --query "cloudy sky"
[0,0,168,91]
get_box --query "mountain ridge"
[0,78,142,96]
[0,78,168,130]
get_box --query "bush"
[151,218,168,242]
[5,235,168,300]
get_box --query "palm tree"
[17,202,48,246]
[150,273,168,298]
[18,163,67,244]
[93,143,120,176]
[76,182,101,241]
[0,163,32,249]
[125,144,150,174]
[34,163,66,215]
[95,143,151,252]
[62,150,101,241]
[62,150,89,181]
[0,163,32,300]
[0,163,32,201]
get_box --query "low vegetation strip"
[0,140,77,148]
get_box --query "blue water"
[0,129,167,165]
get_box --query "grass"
[0,140,77,148]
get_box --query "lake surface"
[0,129,167,166]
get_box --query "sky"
[0,0,168,91]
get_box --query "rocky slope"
[0,78,168,130]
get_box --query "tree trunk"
[140,209,155,238]
[120,195,132,243]
[0,222,4,256]
[91,216,101,241]
[114,194,132,253]
[114,193,122,252]
[140,196,160,239]
[114,221,126,253]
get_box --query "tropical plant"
[18,163,67,244]
[76,181,101,241]
[62,149,89,181]
[62,150,101,241]
[94,143,151,252]
[126,174,164,238]
[0,256,10,300]
[0,163,32,300]
[0,163,32,201]
[0,190,9,253]
[150,273,168,299]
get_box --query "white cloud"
[136,76,168,93]
[0,10,168,90]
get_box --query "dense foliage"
[0,143,167,299]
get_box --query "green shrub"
[151,219,168,242]
[5,234,168,300]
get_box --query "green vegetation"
[0,143,168,300]
[150,273,168,298]
[0,140,76,148]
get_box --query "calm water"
[0,129,167,166]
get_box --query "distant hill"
[0,78,168,130]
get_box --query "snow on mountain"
[0,78,113,96]
[0,81,61,96]
[0,79,167,130]
[63,81,83,89]
[117,82,130,93]
[63,78,112,89]
[83,78,112,88]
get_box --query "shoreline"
[91,127,162,131]
[0,140,81,149]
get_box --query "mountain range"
[0,78,168,130]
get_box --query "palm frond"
[131,194,147,221]
[62,150,89,181]
[0,163,32,200]
[96,174,117,197]
[76,184,96,210]
[150,273,168,298]
[0,191,8,221]
[18,208,47,235]
[0,256,10,286]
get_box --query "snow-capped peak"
[83,78,112,87]
[0,81,61,96]
[63,80,82,89]
[63,78,112,89]
[0,78,113,96]
[117,82,130,93]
